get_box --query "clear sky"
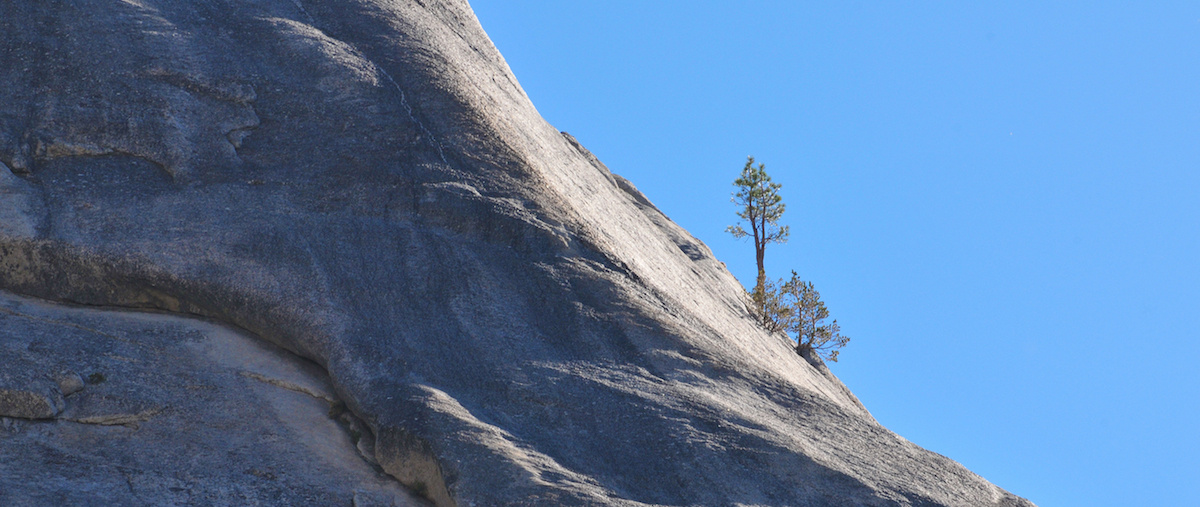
[470,2,1200,506]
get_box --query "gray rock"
[0,1,1034,506]
[0,161,43,239]
[0,383,63,420]
[0,291,423,506]
[54,370,84,396]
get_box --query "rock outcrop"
[0,1,1034,505]
[0,291,421,506]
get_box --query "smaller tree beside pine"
[779,271,850,362]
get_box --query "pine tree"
[780,272,850,362]
[726,156,789,304]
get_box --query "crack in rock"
[292,0,448,166]
[65,407,163,428]
[239,370,337,404]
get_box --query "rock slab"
[0,291,422,506]
[0,1,1035,506]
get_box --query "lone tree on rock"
[724,157,849,362]
[726,156,789,304]
[780,271,850,362]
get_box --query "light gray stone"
[54,371,84,396]
[0,1,1034,506]
[0,385,62,420]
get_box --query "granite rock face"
[0,292,422,506]
[0,1,1035,505]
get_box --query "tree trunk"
[755,242,766,295]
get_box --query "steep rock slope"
[0,1,1034,505]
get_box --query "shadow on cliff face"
[0,2,1036,506]
[0,291,424,506]
[0,1,261,181]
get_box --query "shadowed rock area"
[0,291,422,506]
[0,1,1035,505]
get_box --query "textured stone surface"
[0,291,422,506]
[0,1,1034,505]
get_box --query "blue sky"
[470,2,1200,505]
